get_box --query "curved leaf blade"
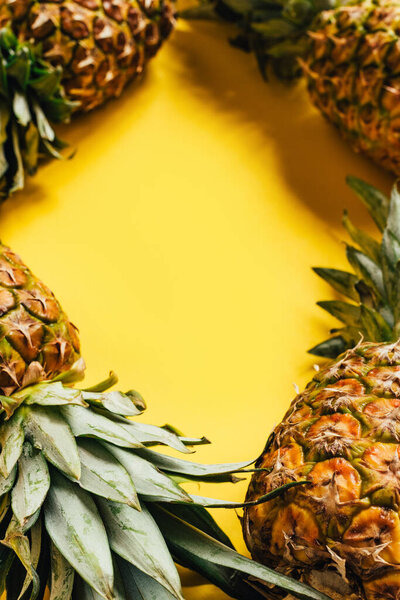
[97,499,182,599]
[104,444,190,504]
[136,448,253,479]
[24,406,81,480]
[0,409,24,477]
[11,441,50,526]
[151,505,333,600]
[77,439,139,509]
[49,543,75,600]
[44,470,114,600]
[60,406,142,449]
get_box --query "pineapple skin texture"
[244,341,400,600]
[1,0,175,112]
[0,244,80,395]
[305,0,400,176]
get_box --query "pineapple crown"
[0,27,77,199]
[181,0,344,78]
[0,359,332,600]
[311,176,400,359]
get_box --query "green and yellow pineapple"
[243,178,400,600]
[184,0,400,177]
[0,0,175,197]
[0,240,331,600]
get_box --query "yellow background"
[0,17,395,599]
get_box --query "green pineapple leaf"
[24,406,81,480]
[311,178,400,356]
[97,499,183,599]
[151,504,334,600]
[44,470,114,600]
[11,442,50,526]
[104,443,192,503]
[49,543,75,600]
[77,439,140,509]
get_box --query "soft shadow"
[0,178,48,221]
[0,68,153,223]
[170,23,394,228]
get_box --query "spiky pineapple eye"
[361,442,400,470]
[306,413,362,457]
[258,443,304,470]
[307,458,362,503]
[343,506,400,564]
[365,367,400,396]
[270,504,322,564]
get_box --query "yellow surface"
[0,17,395,600]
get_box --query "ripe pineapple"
[0,242,80,394]
[0,0,175,197]
[184,0,400,177]
[243,178,400,600]
[0,242,330,600]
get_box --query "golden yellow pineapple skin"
[1,0,175,111]
[304,0,400,176]
[244,341,400,600]
[0,243,80,395]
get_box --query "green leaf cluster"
[0,27,76,199]
[311,176,400,358]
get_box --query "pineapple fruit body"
[193,0,400,175]
[0,243,80,393]
[245,340,400,599]
[305,0,400,177]
[1,0,175,112]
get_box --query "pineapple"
[0,0,175,197]
[243,178,400,600]
[183,0,400,177]
[0,242,331,600]
[0,242,80,393]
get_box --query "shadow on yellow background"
[0,17,395,600]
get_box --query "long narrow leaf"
[60,406,142,449]
[117,558,178,600]
[77,439,139,509]
[0,409,24,477]
[151,505,333,600]
[24,406,80,480]
[2,516,40,600]
[82,391,141,417]
[97,498,183,599]
[346,176,389,232]
[136,448,253,479]
[49,543,74,600]
[11,442,50,526]
[104,444,190,504]
[120,421,191,454]
[18,516,42,599]
[44,470,114,600]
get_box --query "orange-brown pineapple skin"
[0,243,80,395]
[244,341,400,599]
[1,0,175,111]
[305,0,400,176]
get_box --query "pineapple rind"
[2,0,176,112]
[305,0,400,176]
[244,339,400,600]
[0,242,80,395]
